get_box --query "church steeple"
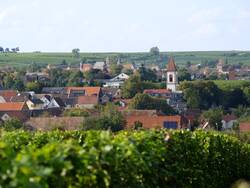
[166,57,178,92]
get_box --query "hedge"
[0,130,249,187]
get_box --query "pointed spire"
[167,57,177,71]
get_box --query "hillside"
[0,51,250,68]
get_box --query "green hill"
[0,51,250,68]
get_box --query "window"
[169,74,173,82]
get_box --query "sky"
[0,0,250,52]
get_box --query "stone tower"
[166,57,178,92]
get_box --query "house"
[37,94,66,109]
[25,72,49,83]
[122,110,187,129]
[10,92,33,102]
[239,122,250,132]
[222,114,237,130]
[103,73,130,88]
[0,102,30,122]
[93,61,107,71]
[26,98,44,110]
[80,63,93,72]
[101,88,121,102]
[0,90,18,102]
[63,87,101,108]
[75,96,99,109]
[111,73,129,81]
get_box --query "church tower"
[166,57,178,92]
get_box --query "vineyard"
[0,130,250,187]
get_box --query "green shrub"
[0,130,249,187]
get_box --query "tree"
[243,87,250,104]
[1,118,24,131]
[13,79,25,91]
[25,82,41,93]
[203,108,223,131]
[5,48,9,53]
[150,47,160,56]
[110,63,123,76]
[129,93,175,115]
[67,71,83,87]
[0,46,4,53]
[3,74,14,89]
[179,81,221,109]
[178,68,191,82]
[121,74,143,98]
[11,48,16,53]
[15,47,20,52]
[83,103,126,132]
[138,65,157,82]
[72,48,80,58]
[186,61,191,68]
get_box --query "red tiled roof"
[0,90,18,102]
[223,114,237,122]
[77,96,99,105]
[144,89,171,94]
[122,110,185,129]
[0,102,26,111]
[66,87,101,96]
[240,122,250,132]
[81,64,93,72]
[167,57,177,71]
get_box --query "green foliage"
[67,71,83,87]
[72,48,80,58]
[25,81,41,93]
[63,108,90,117]
[149,46,160,56]
[180,80,250,109]
[121,74,143,98]
[0,130,249,187]
[178,68,191,81]
[0,51,250,69]
[83,103,126,132]
[1,118,24,131]
[129,93,176,115]
[203,108,224,130]
[110,63,123,76]
[180,81,221,109]
[138,65,157,82]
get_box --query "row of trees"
[0,46,20,53]
[179,80,250,110]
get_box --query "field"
[0,51,250,68]
[0,129,250,187]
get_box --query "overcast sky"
[0,0,250,52]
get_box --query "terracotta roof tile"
[77,96,99,105]
[223,114,237,122]
[66,87,101,96]
[0,102,26,111]
[122,110,185,129]
[240,122,250,132]
[167,57,177,71]
[0,90,18,102]
[144,89,171,94]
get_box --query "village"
[0,55,249,132]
